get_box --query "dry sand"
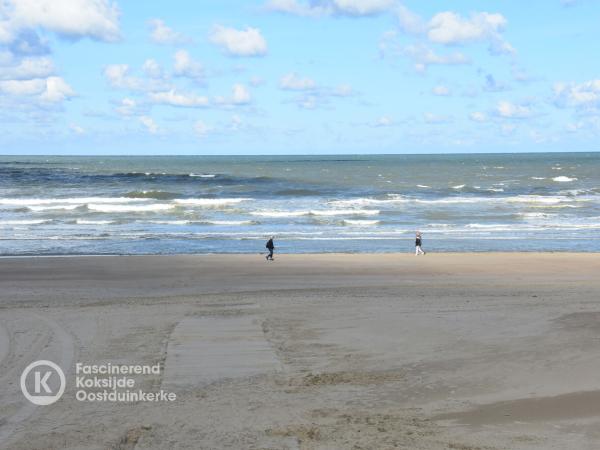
[1,253,600,449]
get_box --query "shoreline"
[1,250,599,259]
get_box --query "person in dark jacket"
[265,236,275,260]
[415,231,425,255]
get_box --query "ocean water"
[0,153,599,255]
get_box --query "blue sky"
[1,0,600,154]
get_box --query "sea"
[1,153,599,255]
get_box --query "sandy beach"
[1,253,600,449]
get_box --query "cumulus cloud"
[148,89,210,108]
[0,0,120,43]
[265,0,394,17]
[148,19,188,45]
[142,59,162,79]
[495,100,532,119]
[0,0,117,114]
[139,115,159,134]
[115,97,139,116]
[104,64,143,90]
[280,72,316,90]
[402,44,469,72]
[231,83,251,104]
[395,7,515,56]
[553,80,600,110]
[209,25,267,57]
[331,0,394,16]
[0,55,54,80]
[173,50,204,82]
[104,63,169,91]
[0,75,75,103]
[40,76,76,102]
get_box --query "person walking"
[415,231,426,256]
[265,236,275,260]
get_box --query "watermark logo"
[20,360,66,406]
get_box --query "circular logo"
[20,360,66,406]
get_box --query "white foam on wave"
[553,176,578,182]
[311,209,380,216]
[0,219,50,225]
[147,220,190,225]
[206,220,254,225]
[251,209,380,218]
[189,173,216,178]
[417,184,431,188]
[28,204,81,212]
[173,198,250,206]
[88,203,174,213]
[452,184,466,189]
[251,211,309,218]
[343,219,380,226]
[531,177,546,180]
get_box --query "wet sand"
[1,253,600,449]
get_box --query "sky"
[1,0,600,155]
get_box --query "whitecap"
[173,198,250,206]
[553,176,577,182]
[0,219,50,225]
[343,219,380,226]
[87,203,174,213]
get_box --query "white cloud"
[265,0,329,17]
[432,85,450,96]
[209,25,267,57]
[104,63,169,91]
[0,75,74,103]
[231,83,251,104]
[496,100,532,119]
[469,111,488,122]
[115,97,138,116]
[553,80,600,109]
[1,0,120,43]
[429,12,501,44]
[139,115,159,134]
[280,72,316,90]
[393,7,515,56]
[148,19,188,45]
[331,0,394,16]
[142,59,162,79]
[0,56,54,80]
[104,64,143,90]
[403,44,469,72]
[40,76,75,102]
[173,50,204,81]
[396,5,425,34]
[265,0,393,17]
[0,77,45,95]
[148,89,210,108]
